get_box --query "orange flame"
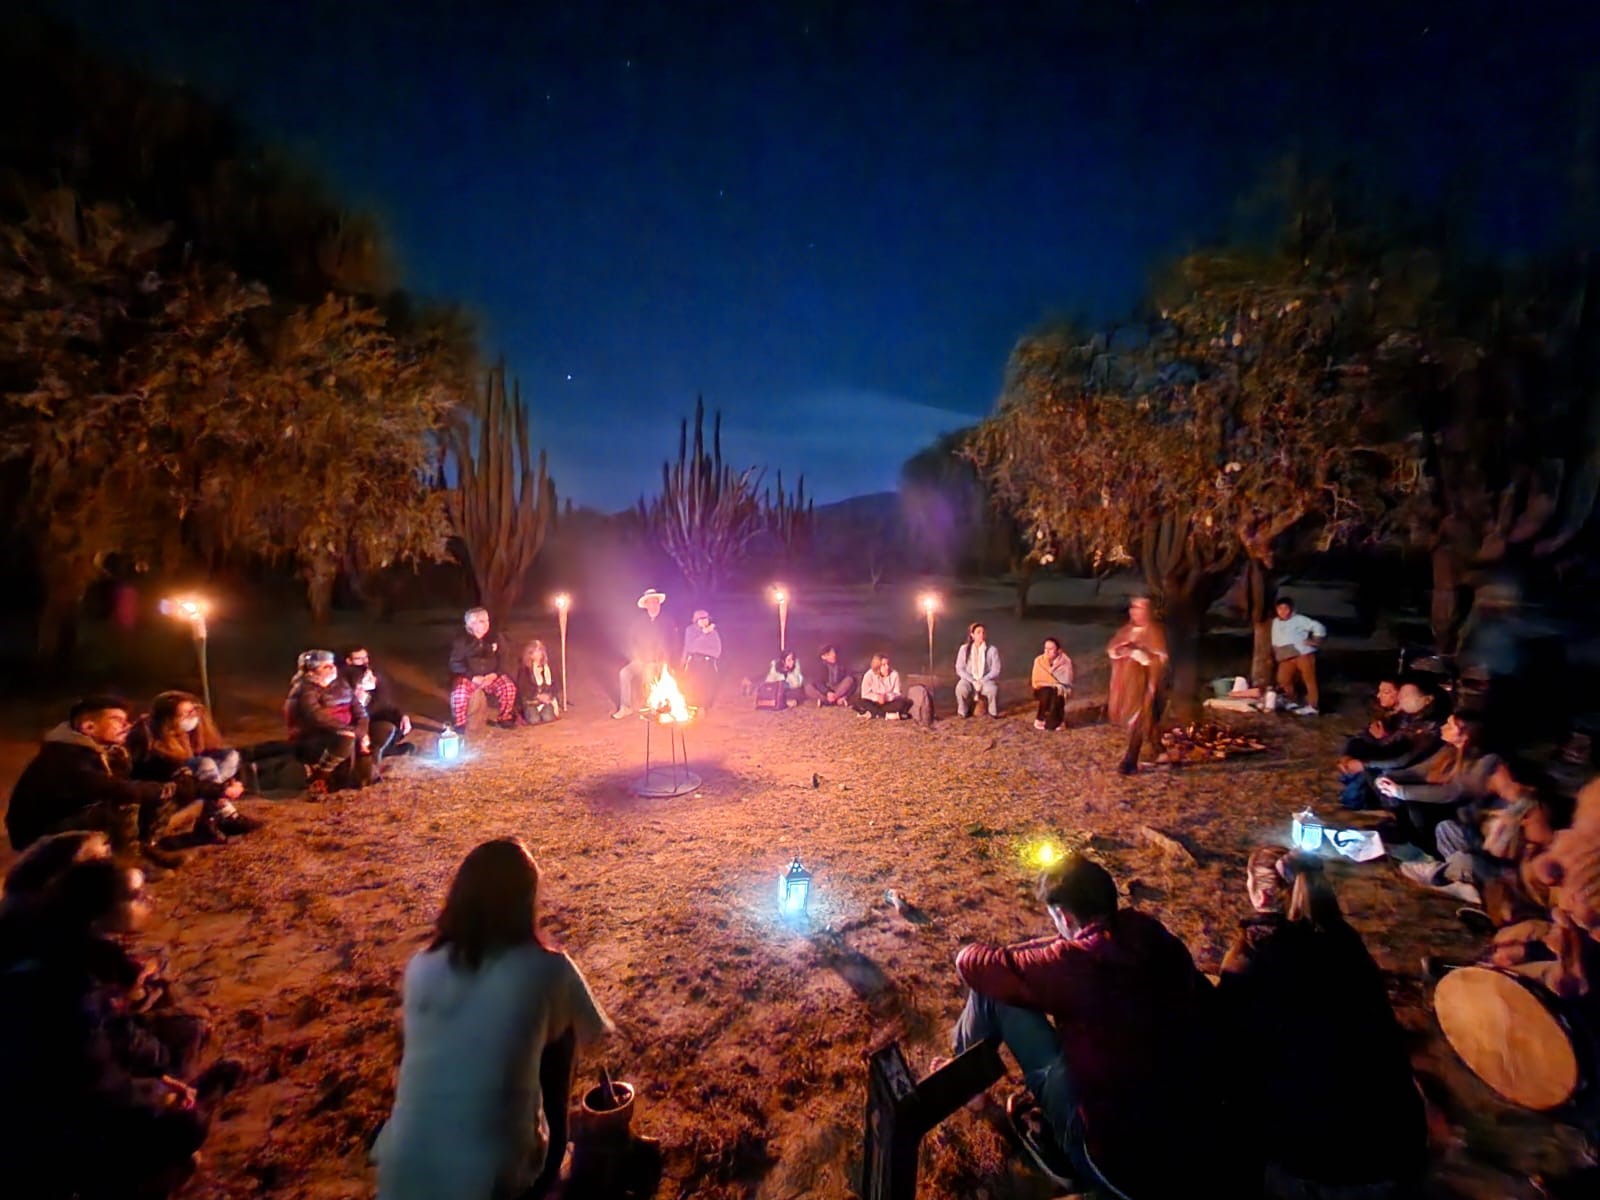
[647,666,692,723]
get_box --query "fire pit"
[634,667,700,797]
[1156,721,1268,765]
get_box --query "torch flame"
[646,666,692,724]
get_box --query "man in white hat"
[614,589,676,718]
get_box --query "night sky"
[46,0,1599,507]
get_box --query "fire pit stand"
[634,708,700,797]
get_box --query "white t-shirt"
[1270,613,1327,656]
[374,942,613,1200]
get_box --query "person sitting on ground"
[128,693,260,844]
[947,855,1214,1195]
[1342,678,1401,758]
[805,644,856,708]
[1030,637,1075,731]
[614,588,675,719]
[373,838,613,1200]
[342,647,427,764]
[285,650,376,793]
[1220,848,1427,1197]
[449,608,519,731]
[6,697,188,870]
[680,609,722,710]
[1377,714,1520,867]
[852,654,912,719]
[0,845,234,1199]
[1270,596,1327,715]
[516,640,562,724]
[764,649,805,708]
[955,622,1002,718]
[1336,681,1444,809]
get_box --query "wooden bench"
[860,1039,1005,1200]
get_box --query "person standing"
[1107,597,1169,775]
[1030,637,1075,731]
[449,609,519,730]
[955,622,1003,718]
[1269,597,1326,715]
[614,589,675,719]
[680,608,723,710]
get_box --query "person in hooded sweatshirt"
[374,839,613,1200]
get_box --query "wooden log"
[861,1038,1005,1200]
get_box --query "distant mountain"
[813,492,899,522]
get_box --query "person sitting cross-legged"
[7,697,189,871]
[284,650,376,793]
[805,644,856,708]
[955,622,1002,718]
[1219,848,1427,1197]
[852,654,912,719]
[343,646,433,764]
[128,692,261,844]
[449,608,519,731]
[1030,637,1075,731]
[1335,681,1443,809]
[763,649,805,708]
[948,855,1216,1195]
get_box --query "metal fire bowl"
[632,767,702,798]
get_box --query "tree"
[968,246,1417,709]
[762,470,814,570]
[637,399,765,594]
[447,361,557,618]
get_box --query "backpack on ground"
[908,684,935,727]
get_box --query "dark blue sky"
[49,0,1598,506]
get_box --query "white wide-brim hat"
[637,589,667,607]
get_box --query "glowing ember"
[646,666,692,724]
[1025,840,1063,869]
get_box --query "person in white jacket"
[763,649,805,708]
[955,623,1003,718]
[852,654,913,719]
[1270,597,1327,715]
[374,839,613,1200]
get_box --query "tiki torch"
[771,585,789,652]
[160,596,212,713]
[554,593,570,710]
[919,592,939,674]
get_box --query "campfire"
[644,666,693,724]
[1156,722,1268,765]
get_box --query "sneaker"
[886,712,902,721]
[1005,1092,1079,1191]
[857,710,872,719]
[1399,859,1445,887]
[611,708,630,720]
[1033,719,1047,731]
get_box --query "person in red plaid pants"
[448,608,519,729]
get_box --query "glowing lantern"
[779,857,812,917]
[1291,808,1323,853]
[438,728,462,762]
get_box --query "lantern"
[779,857,812,917]
[438,728,462,762]
[1291,808,1323,853]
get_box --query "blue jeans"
[189,750,239,784]
[951,990,1107,1190]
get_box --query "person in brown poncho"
[1106,597,1169,775]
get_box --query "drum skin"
[1435,966,1579,1111]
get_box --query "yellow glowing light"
[646,666,692,724]
[1026,841,1063,869]
[772,586,788,605]
[162,596,207,620]
[919,592,939,614]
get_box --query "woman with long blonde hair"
[516,640,561,724]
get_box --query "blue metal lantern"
[438,728,462,762]
[779,857,812,917]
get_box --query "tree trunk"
[306,558,337,626]
[1012,559,1035,620]
[1431,544,1463,654]
[1162,589,1208,722]
[1246,558,1278,690]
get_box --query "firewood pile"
[1156,722,1268,764]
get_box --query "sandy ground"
[1,581,1593,1198]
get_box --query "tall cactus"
[637,398,765,592]
[764,470,814,567]
[448,361,556,617]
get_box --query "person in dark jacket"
[284,650,374,792]
[946,855,1217,1195]
[342,647,428,764]
[7,698,186,870]
[127,692,260,844]
[614,589,676,718]
[1219,848,1426,1195]
[514,639,562,724]
[804,644,856,708]
[0,847,222,1199]
[1336,681,1444,809]
[448,608,518,730]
